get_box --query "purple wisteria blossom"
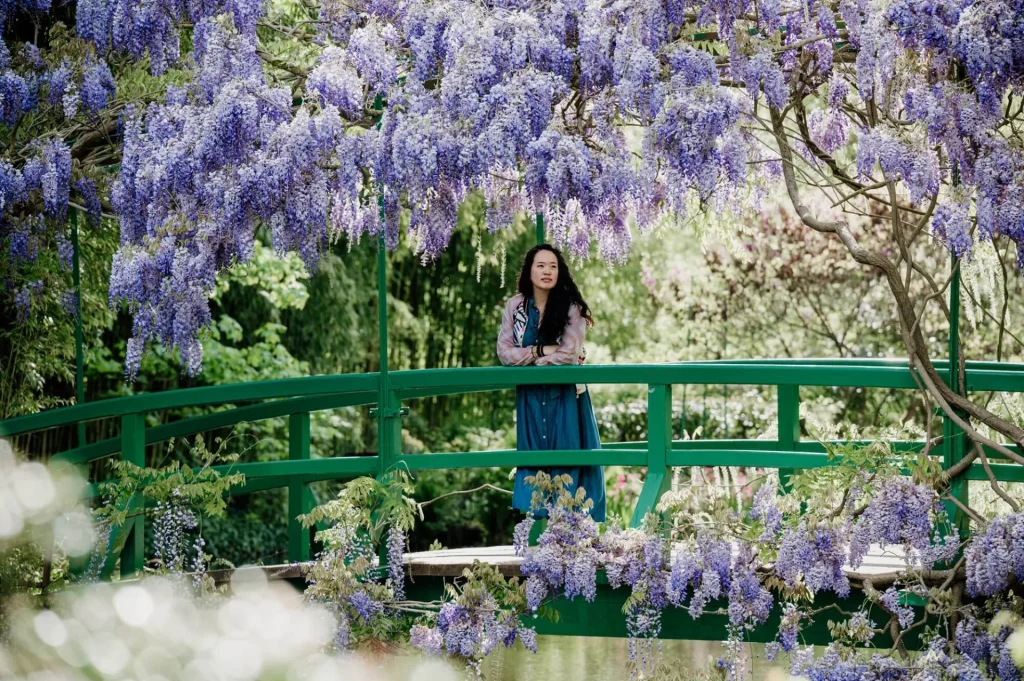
[955,613,1021,680]
[726,544,772,628]
[60,289,78,317]
[520,499,601,606]
[779,603,800,652]
[932,200,974,258]
[964,511,1024,597]
[410,624,443,655]
[856,129,940,206]
[777,522,850,597]
[14,281,40,321]
[749,477,782,541]
[153,497,200,573]
[23,0,1017,380]
[348,591,383,621]
[386,526,406,601]
[880,586,915,629]
[80,60,116,114]
[74,178,102,228]
[667,531,733,618]
[848,477,956,569]
[513,514,534,556]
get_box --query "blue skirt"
[511,384,606,522]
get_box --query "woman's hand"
[542,345,559,357]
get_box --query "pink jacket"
[496,293,587,367]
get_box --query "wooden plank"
[208,543,916,584]
[208,563,307,584]
[403,545,916,577]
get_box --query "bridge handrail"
[0,374,381,437]
[3,358,1021,438]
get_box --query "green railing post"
[943,255,969,541]
[119,413,145,577]
[372,91,403,477]
[680,385,687,437]
[722,320,728,435]
[631,384,672,528]
[777,385,800,493]
[71,210,86,448]
[701,384,708,434]
[536,212,545,244]
[941,155,969,544]
[373,218,403,474]
[376,390,403,475]
[288,412,312,563]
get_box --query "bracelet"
[537,344,545,357]
[531,345,539,359]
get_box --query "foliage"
[584,207,1024,442]
[83,434,243,591]
[300,469,420,544]
[5,0,1024,673]
[412,468,519,551]
[1,433,241,640]
[0,211,118,419]
[60,238,370,565]
[298,470,539,665]
[606,468,644,527]
[498,438,1024,680]
[199,497,290,566]
[96,435,244,528]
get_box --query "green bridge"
[2,358,1021,646]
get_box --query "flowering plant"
[497,439,1024,680]
[300,470,540,667]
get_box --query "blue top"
[510,298,607,522]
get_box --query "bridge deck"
[207,543,913,584]
[199,543,925,647]
[402,544,914,577]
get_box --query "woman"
[496,244,606,522]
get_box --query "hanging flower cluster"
[489,455,1024,678]
[1,0,1023,381]
[0,33,117,322]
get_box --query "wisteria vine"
[4,0,1022,379]
[437,462,1024,680]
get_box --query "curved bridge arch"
[3,358,1022,646]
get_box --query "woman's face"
[530,250,559,292]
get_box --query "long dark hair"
[517,244,593,344]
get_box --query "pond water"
[363,637,788,681]
[487,637,784,680]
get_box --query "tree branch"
[257,49,311,79]
[417,483,512,510]
[976,443,1020,512]
[70,118,119,160]
[913,355,1024,460]
[773,103,1024,459]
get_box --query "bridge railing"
[2,358,1023,577]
